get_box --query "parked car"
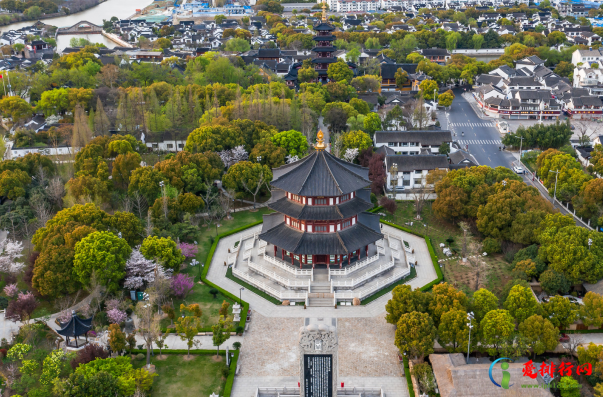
[562,295,583,305]
[559,333,570,343]
[513,166,524,174]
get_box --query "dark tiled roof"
[374,130,452,145]
[384,154,449,172]
[381,63,417,79]
[268,196,373,220]
[421,48,450,56]
[271,150,370,196]
[259,213,382,255]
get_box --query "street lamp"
[518,136,524,162]
[466,312,474,364]
[239,287,245,305]
[549,169,560,207]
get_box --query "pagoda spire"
[315,130,326,151]
[322,0,327,21]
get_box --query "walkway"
[206,224,439,318]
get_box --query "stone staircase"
[308,268,333,307]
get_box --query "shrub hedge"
[403,356,415,397]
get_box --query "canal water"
[0,0,154,32]
[55,33,117,51]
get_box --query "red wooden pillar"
[348,254,351,266]
[366,245,369,257]
[281,249,284,260]
[291,253,294,266]
[274,245,277,256]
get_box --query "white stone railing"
[403,240,414,254]
[248,260,310,290]
[407,255,417,266]
[377,246,385,255]
[262,253,314,281]
[388,238,399,250]
[232,266,307,302]
[328,254,379,280]
[392,250,400,260]
[242,249,252,260]
[226,253,237,265]
[331,259,395,289]
[257,245,266,256]
[333,265,412,304]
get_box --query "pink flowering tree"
[107,308,128,324]
[171,274,194,299]
[178,243,198,259]
[5,291,37,322]
[3,284,18,299]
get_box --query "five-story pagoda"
[259,132,383,268]
[312,2,337,83]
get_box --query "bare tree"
[573,120,602,147]
[31,197,52,228]
[240,169,270,210]
[458,221,470,261]
[47,177,65,208]
[131,192,148,220]
[561,334,585,360]
[135,295,161,368]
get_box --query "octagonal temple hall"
[260,132,383,268]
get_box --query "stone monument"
[299,322,338,397]
[232,302,241,322]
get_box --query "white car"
[513,166,524,174]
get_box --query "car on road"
[559,333,570,343]
[513,166,524,174]
[562,295,584,305]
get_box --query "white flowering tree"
[219,145,249,168]
[123,248,169,290]
[0,239,24,274]
[343,148,359,163]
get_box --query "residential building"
[373,130,452,154]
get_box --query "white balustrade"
[333,266,412,302]
[242,249,252,260]
[232,266,307,301]
[248,260,310,290]
[263,254,314,280]
[388,238,399,250]
[392,250,400,260]
[329,254,379,279]
[331,259,395,289]
[257,245,266,256]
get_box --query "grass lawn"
[381,201,515,298]
[167,207,273,330]
[132,354,227,397]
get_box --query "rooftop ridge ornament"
[315,130,326,151]
[322,0,327,21]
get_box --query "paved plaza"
[210,223,435,397]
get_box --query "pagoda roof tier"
[268,195,373,221]
[56,312,93,338]
[271,149,370,196]
[314,22,336,31]
[311,46,337,52]
[311,57,338,64]
[259,212,383,255]
[313,35,336,41]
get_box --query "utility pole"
[518,136,524,162]
[466,312,474,364]
[549,169,560,208]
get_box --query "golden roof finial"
[322,0,327,21]
[315,130,326,151]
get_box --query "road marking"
[449,122,496,128]
[458,139,502,145]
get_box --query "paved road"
[438,89,516,169]
[439,89,591,228]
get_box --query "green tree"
[394,68,408,90]
[419,79,439,100]
[559,376,581,397]
[271,130,308,157]
[349,98,370,115]
[212,315,232,357]
[128,166,164,204]
[470,288,499,324]
[340,130,372,157]
[0,96,33,126]
[222,161,272,209]
[429,283,468,326]
[480,309,516,356]
[112,152,142,189]
[0,169,30,199]
[554,61,573,77]
[73,231,131,291]
[224,38,250,52]
[175,304,202,358]
[59,370,121,397]
[438,92,454,108]
[503,285,540,324]
[539,269,571,295]
[472,34,484,50]
[298,66,318,83]
[385,285,430,325]
[581,291,603,327]
[518,315,559,358]
[542,296,577,329]
[363,112,382,136]
[140,236,184,272]
[438,309,470,353]
[108,323,126,353]
[538,224,603,283]
[395,312,436,360]
[327,59,353,83]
